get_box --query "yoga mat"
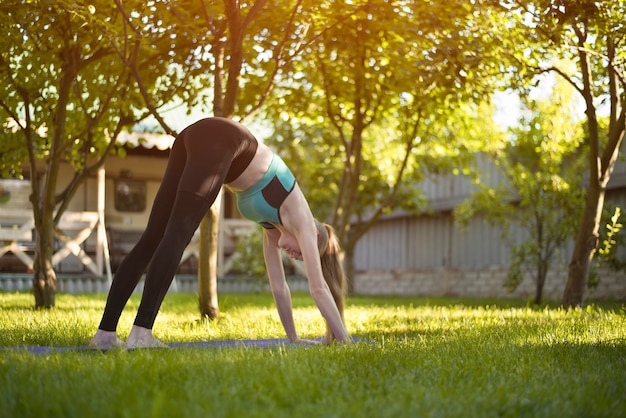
[5,337,365,355]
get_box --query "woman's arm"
[297,229,350,344]
[263,229,298,342]
[280,187,350,343]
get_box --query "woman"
[89,117,350,349]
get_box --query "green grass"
[0,291,625,418]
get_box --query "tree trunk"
[534,264,546,305]
[32,226,56,308]
[198,196,220,319]
[343,243,356,296]
[32,263,56,309]
[561,26,623,308]
[562,187,604,308]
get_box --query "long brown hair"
[315,220,347,343]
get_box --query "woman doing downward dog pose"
[89,117,350,349]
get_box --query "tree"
[0,0,369,312]
[109,0,343,317]
[264,0,505,288]
[495,1,626,307]
[99,0,240,319]
[1,0,223,308]
[0,0,146,307]
[455,79,586,304]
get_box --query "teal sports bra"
[235,154,296,229]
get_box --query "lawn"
[0,291,625,418]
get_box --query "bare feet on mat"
[126,325,169,349]
[89,330,126,351]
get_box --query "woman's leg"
[131,190,212,330]
[95,137,187,334]
[130,123,237,335]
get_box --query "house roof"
[116,131,174,157]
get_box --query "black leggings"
[98,119,255,331]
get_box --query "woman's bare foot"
[126,325,169,349]
[89,330,125,351]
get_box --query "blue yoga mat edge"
[5,336,366,355]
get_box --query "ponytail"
[315,220,347,344]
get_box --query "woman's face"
[278,231,303,261]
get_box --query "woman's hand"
[291,338,322,346]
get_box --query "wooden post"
[96,166,113,285]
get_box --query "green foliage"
[599,207,623,258]
[0,0,163,211]
[0,129,26,179]
[228,230,268,288]
[0,293,625,418]
[264,0,509,258]
[596,204,626,272]
[456,78,586,304]
[506,251,525,293]
[495,1,626,94]
[0,0,139,152]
